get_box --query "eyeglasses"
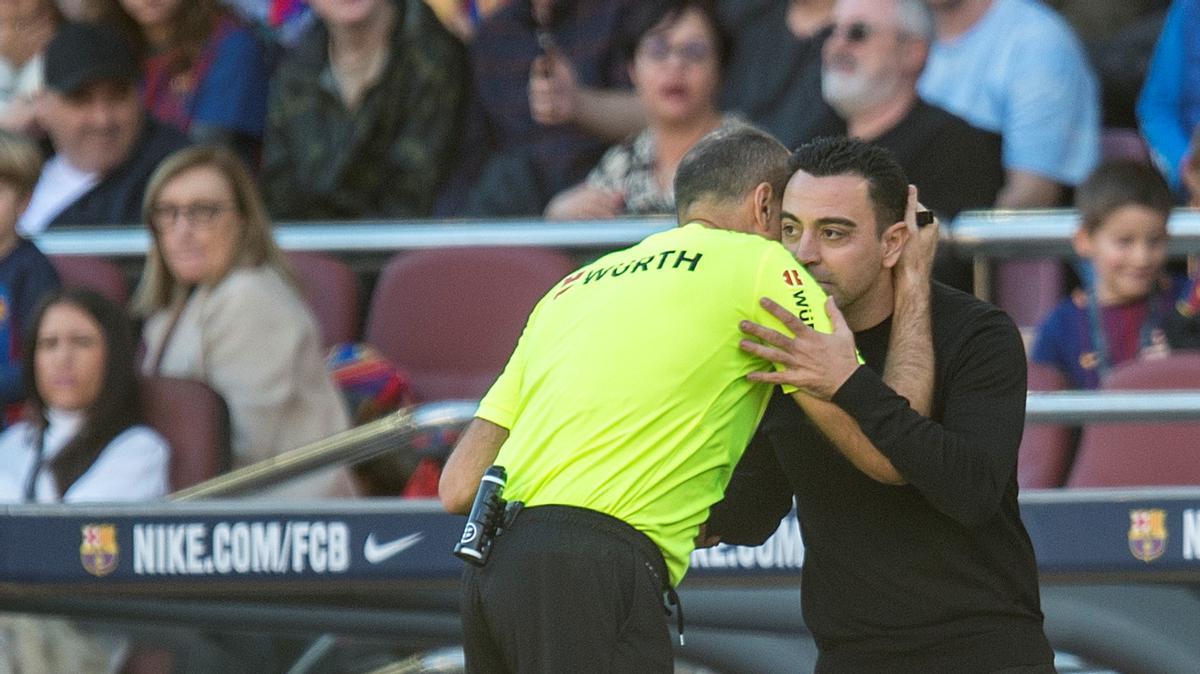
[638,37,715,65]
[150,202,233,233]
[830,21,874,44]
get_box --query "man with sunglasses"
[796,0,1003,291]
[812,0,1002,224]
[706,136,1054,672]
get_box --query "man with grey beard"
[810,0,1002,221]
[804,0,1003,289]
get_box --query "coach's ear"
[880,220,908,269]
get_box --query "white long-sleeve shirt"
[0,408,170,503]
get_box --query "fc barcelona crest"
[80,524,119,577]
[1128,509,1167,563]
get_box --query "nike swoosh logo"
[363,532,424,564]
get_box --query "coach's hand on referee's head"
[739,296,860,401]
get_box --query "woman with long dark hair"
[0,288,168,502]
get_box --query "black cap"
[44,22,138,95]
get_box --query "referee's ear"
[750,181,777,236]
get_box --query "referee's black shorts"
[460,505,673,673]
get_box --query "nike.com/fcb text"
[133,521,351,575]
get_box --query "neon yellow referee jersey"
[476,222,830,585]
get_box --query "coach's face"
[780,170,903,330]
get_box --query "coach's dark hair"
[1076,160,1174,234]
[674,125,790,220]
[24,288,145,497]
[621,0,732,71]
[789,136,909,235]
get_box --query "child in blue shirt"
[0,131,61,414]
[1032,160,1192,389]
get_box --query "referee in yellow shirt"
[439,126,832,673]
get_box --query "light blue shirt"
[918,0,1100,186]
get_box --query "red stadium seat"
[1066,353,1200,487]
[49,254,129,306]
[140,376,231,491]
[1017,362,1075,489]
[995,260,1063,329]
[286,250,361,349]
[1100,127,1152,164]
[120,378,229,674]
[364,247,578,401]
[119,646,173,674]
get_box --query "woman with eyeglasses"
[132,146,354,497]
[544,0,741,219]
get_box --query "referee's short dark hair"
[674,125,789,221]
[789,136,909,236]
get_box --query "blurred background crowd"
[0,0,1196,670]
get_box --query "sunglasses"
[830,21,873,44]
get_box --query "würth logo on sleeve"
[554,271,585,299]
[782,269,804,286]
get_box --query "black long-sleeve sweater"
[709,283,1053,672]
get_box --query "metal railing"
[161,392,1200,502]
[171,400,478,500]
[1025,390,1200,424]
[31,209,1200,259]
[951,208,1200,259]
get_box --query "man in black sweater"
[706,136,1054,672]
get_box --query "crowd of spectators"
[0,0,1183,225]
[0,0,1190,512]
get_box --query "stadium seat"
[995,260,1064,329]
[1017,362,1075,489]
[140,376,231,491]
[285,250,361,348]
[1100,127,1152,164]
[364,247,578,401]
[1066,353,1200,487]
[49,254,129,306]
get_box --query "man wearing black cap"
[19,22,189,233]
